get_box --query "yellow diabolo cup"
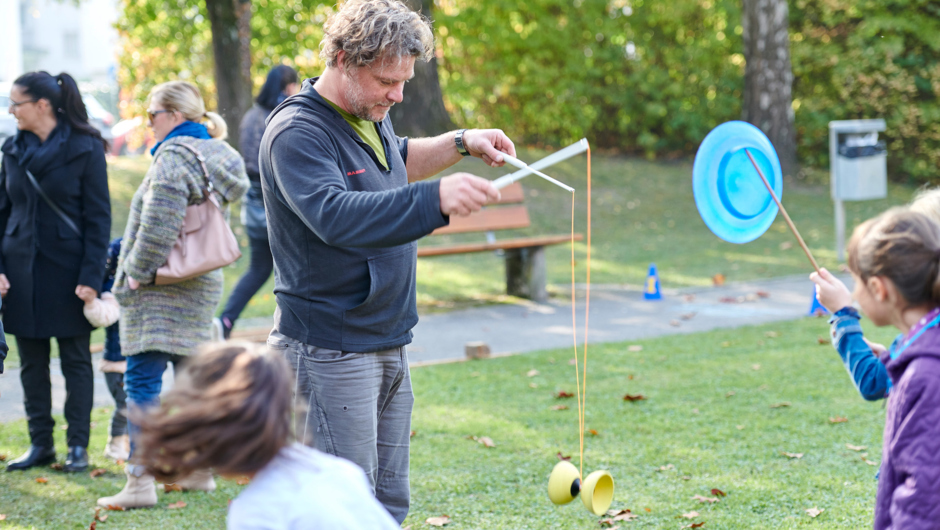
[547,461,614,515]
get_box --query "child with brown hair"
[816,208,940,529]
[812,187,940,401]
[131,342,399,529]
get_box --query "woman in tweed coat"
[97,81,248,509]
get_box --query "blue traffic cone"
[643,263,662,300]
[808,286,829,316]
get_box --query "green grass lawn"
[1,318,898,528]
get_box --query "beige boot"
[103,434,130,462]
[170,469,216,492]
[97,471,157,509]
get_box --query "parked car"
[0,82,114,144]
[110,116,152,156]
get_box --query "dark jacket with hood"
[874,314,940,529]
[0,123,111,338]
[259,78,448,352]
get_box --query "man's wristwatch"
[454,129,471,157]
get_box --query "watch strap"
[455,129,470,156]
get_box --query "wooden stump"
[506,246,547,303]
[465,341,491,360]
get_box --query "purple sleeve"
[886,364,940,528]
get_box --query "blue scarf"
[150,121,211,155]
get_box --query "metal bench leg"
[505,246,547,303]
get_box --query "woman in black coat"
[0,71,111,472]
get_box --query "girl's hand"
[75,285,98,303]
[0,273,9,298]
[863,337,888,356]
[127,276,140,290]
[809,267,853,313]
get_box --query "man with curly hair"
[259,0,517,522]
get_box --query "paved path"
[0,274,844,423]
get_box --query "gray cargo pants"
[267,330,413,524]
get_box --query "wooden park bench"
[417,183,582,303]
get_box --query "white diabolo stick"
[492,139,588,191]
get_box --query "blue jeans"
[124,350,186,474]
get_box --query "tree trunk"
[388,0,455,138]
[742,0,797,176]
[205,0,252,147]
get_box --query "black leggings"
[220,235,273,325]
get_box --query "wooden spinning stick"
[744,148,820,274]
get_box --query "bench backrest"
[429,182,529,236]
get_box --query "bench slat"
[417,234,583,257]
[491,182,525,204]
[431,205,530,235]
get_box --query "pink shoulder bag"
[154,143,242,285]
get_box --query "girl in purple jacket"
[821,207,940,529]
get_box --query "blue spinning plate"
[693,121,782,244]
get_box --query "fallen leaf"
[60,424,68,430]
[752,364,761,371]
[556,391,575,398]
[0,454,6,461]
[770,402,791,408]
[167,501,187,509]
[719,296,740,304]
[164,483,182,492]
[628,374,634,380]
[682,523,706,529]
[725,391,736,398]
[805,507,824,518]
[692,495,719,503]
[782,452,804,459]
[684,294,696,302]
[623,394,647,401]
[692,408,700,414]
[568,359,578,365]
[530,382,538,388]
[105,505,125,511]
[597,519,619,528]
[756,290,771,298]
[89,468,107,478]
[115,459,125,466]
[426,515,451,526]
[817,337,828,345]
[765,331,779,338]
[669,319,681,327]
[744,293,759,302]
[588,429,599,436]
[35,477,48,484]
[410,430,417,438]
[720,341,731,347]
[681,475,692,480]
[864,458,879,466]
[680,511,699,519]
[712,273,725,286]
[551,405,569,410]
[710,488,726,497]
[658,464,675,471]
[526,369,540,377]
[49,463,64,471]
[613,512,638,522]
[556,452,571,461]
[736,425,745,430]
[830,416,848,424]
[846,444,866,452]
[89,521,96,530]
[96,513,108,523]
[627,345,643,352]
[644,508,651,512]
[236,476,250,485]
[779,241,793,250]
[478,436,496,448]
[606,509,632,516]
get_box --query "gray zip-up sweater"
[259,78,448,352]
